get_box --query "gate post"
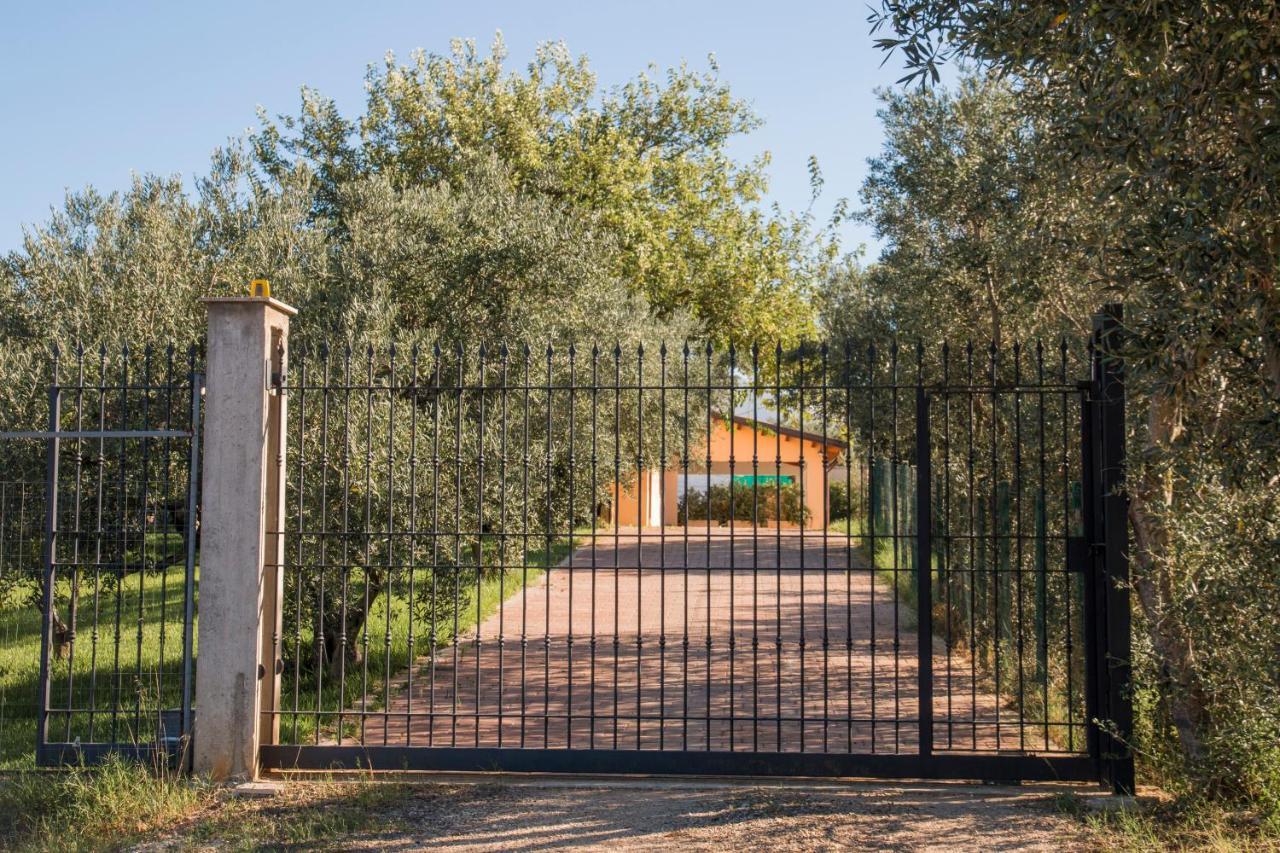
[194,294,296,781]
[1092,304,1135,795]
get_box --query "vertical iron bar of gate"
[36,354,62,757]
[1094,306,1134,795]
[181,365,203,769]
[914,375,932,757]
[1080,346,1102,772]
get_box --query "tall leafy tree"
[252,36,834,345]
[835,74,1100,347]
[869,1,1280,805]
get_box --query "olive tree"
[252,35,837,346]
[868,1,1280,807]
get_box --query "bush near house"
[677,481,810,527]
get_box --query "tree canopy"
[827,74,1101,347]
[252,36,834,345]
[867,1,1280,812]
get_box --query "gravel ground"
[332,777,1100,852]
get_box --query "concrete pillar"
[194,296,296,781]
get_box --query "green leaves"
[254,35,830,346]
[866,0,1280,809]
[829,74,1099,347]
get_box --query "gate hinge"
[265,360,285,395]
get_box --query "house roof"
[727,413,848,452]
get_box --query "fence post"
[1093,304,1135,795]
[35,352,61,761]
[193,295,296,781]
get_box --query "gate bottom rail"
[260,745,1097,782]
[39,740,189,768]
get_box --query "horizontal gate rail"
[260,745,1097,782]
[0,429,194,440]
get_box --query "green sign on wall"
[731,475,795,486]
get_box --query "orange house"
[611,414,847,529]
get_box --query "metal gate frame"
[904,306,1133,792]
[5,351,204,768]
[257,308,1133,791]
[1081,307,1135,794]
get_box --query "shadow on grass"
[277,534,579,747]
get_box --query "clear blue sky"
[0,0,921,257]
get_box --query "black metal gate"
[917,309,1132,792]
[6,345,204,767]
[260,313,1132,789]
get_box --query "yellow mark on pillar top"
[250,279,271,298]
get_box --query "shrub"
[677,480,810,526]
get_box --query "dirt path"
[365,529,1037,754]
[134,777,1106,851]
[339,778,1099,852]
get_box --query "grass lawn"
[0,556,196,769]
[0,602,41,769]
[0,528,581,764]
[0,755,412,851]
[281,533,579,745]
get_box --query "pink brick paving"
[356,529,1057,755]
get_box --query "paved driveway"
[370,528,1022,754]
